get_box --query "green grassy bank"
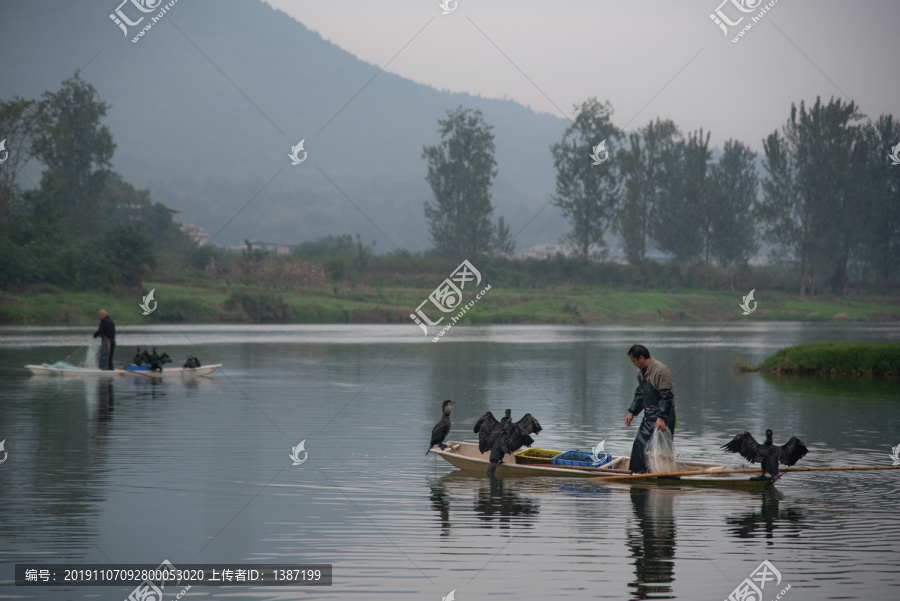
[1,282,898,326]
[749,342,900,376]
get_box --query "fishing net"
[84,337,100,368]
[38,361,79,370]
[645,429,678,473]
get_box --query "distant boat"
[26,364,223,378]
[122,364,222,378]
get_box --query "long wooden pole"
[587,464,900,482]
[537,463,632,474]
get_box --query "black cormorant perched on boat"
[141,348,172,371]
[474,411,502,453]
[427,400,454,454]
[500,409,512,429]
[487,413,543,475]
[722,429,808,480]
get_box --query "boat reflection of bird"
[427,400,453,455]
[488,414,542,475]
[474,411,502,453]
[722,429,808,480]
[726,489,805,541]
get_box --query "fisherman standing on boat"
[92,310,116,370]
[624,344,676,473]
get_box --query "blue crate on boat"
[551,450,612,468]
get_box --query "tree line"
[0,73,192,293]
[422,98,900,295]
[3,77,897,298]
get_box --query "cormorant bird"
[474,411,502,453]
[141,348,172,371]
[500,409,512,429]
[427,400,453,455]
[722,429,808,480]
[488,413,543,475]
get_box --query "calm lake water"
[1,323,899,601]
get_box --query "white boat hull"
[26,364,223,377]
[125,364,223,378]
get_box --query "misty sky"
[266,0,900,151]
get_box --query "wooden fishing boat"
[430,441,631,476]
[429,441,773,489]
[26,364,223,378]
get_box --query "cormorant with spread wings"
[487,413,542,475]
[474,411,502,454]
[722,429,808,479]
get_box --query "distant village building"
[516,243,624,262]
[183,223,210,247]
[167,208,210,246]
[229,240,294,255]
[517,243,571,260]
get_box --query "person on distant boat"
[183,356,201,368]
[132,348,143,366]
[92,310,116,370]
[624,344,676,474]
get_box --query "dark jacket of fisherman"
[93,316,116,341]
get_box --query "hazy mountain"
[1,0,572,252]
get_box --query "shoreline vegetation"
[745,342,900,376]
[4,78,899,332]
[1,281,897,327]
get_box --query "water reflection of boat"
[428,471,543,533]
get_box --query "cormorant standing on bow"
[723,429,808,480]
[132,348,143,366]
[427,400,453,454]
[500,409,512,429]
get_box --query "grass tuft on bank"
[750,342,900,376]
